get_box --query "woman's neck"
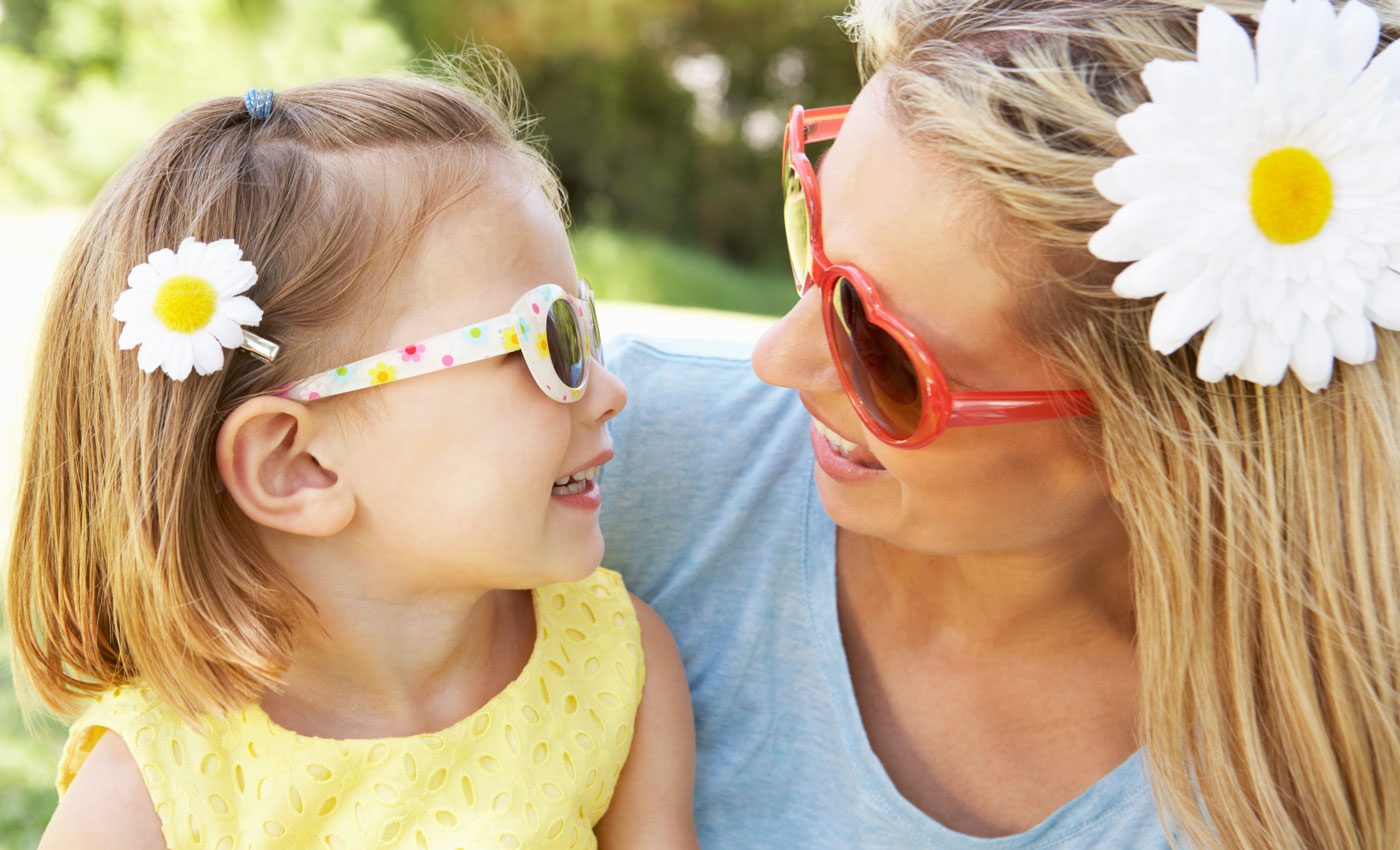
[836,516,1135,655]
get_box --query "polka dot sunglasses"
[277,281,602,403]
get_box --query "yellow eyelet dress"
[57,569,644,850]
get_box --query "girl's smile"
[550,449,614,508]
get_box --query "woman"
[601,0,1400,848]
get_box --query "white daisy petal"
[1365,268,1400,329]
[145,247,179,279]
[221,295,264,326]
[136,333,174,374]
[110,237,267,381]
[1112,244,1207,299]
[1093,155,1185,205]
[1357,39,1400,99]
[1239,330,1292,386]
[1197,317,1255,382]
[118,317,157,350]
[1290,320,1335,391]
[1142,59,1210,111]
[162,339,195,381]
[1255,0,1304,86]
[1116,103,1193,156]
[211,262,258,297]
[1196,6,1256,90]
[112,287,155,322]
[1149,274,1222,354]
[126,263,162,293]
[1329,311,1377,364]
[204,238,245,269]
[207,315,246,349]
[1335,1,1381,84]
[1089,196,1193,262]
[191,332,226,376]
[176,238,207,274]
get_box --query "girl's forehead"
[383,178,576,342]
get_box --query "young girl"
[7,58,697,850]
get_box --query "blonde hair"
[842,1,1400,848]
[5,53,561,721]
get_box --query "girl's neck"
[260,581,537,739]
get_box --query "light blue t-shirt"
[599,334,1175,849]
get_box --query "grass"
[572,226,795,317]
[0,211,787,846]
[0,635,66,850]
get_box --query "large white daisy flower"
[112,237,263,380]
[1089,0,1400,391]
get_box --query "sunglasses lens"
[545,299,586,388]
[783,162,812,294]
[586,294,604,366]
[830,277,922,439]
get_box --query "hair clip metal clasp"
[240,331,280,363]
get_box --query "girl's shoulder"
[41,728,166,850]
[47,572,649,849]
[538,567,636,631]
[48,684,192,850]
[57,684,180,795]
[532,566,646,695]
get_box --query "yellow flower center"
[152,274,218,333]
[1249,147,1333,244]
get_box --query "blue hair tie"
[243,88,274,121]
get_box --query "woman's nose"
[751,287,843,392]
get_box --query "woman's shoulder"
[599,336,817,594]
[604,334,796,435]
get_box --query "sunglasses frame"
[784,104,1097,448]
[277,281,602,403]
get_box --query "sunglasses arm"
[944,390,1098,427]
[799,105,851,144]
[275,312,523,402]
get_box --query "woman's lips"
[809,421,889,483]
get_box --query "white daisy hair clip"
[1089,0,1400,392]
[112,237,279,380]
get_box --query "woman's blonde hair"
[5,53,561,721]
[842,1,1400,848]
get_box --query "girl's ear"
[216,396,354,536]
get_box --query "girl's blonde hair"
[842,1,1400,848]
[6,53,561,721]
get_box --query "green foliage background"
[0,0,855,845]
[0,0,857,268]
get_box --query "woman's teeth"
[813,419,859,458]
[552,466,599,495]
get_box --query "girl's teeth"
[552,466,600,493]
[554,466,598,487]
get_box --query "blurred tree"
[378,0,856,265]
[1,0,856,267]
[0,0,409,205]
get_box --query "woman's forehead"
[819,78,1026,378]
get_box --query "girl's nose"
[583,359,627,425]
[751,287,843,393]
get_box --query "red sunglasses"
[783,104,1097,448]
